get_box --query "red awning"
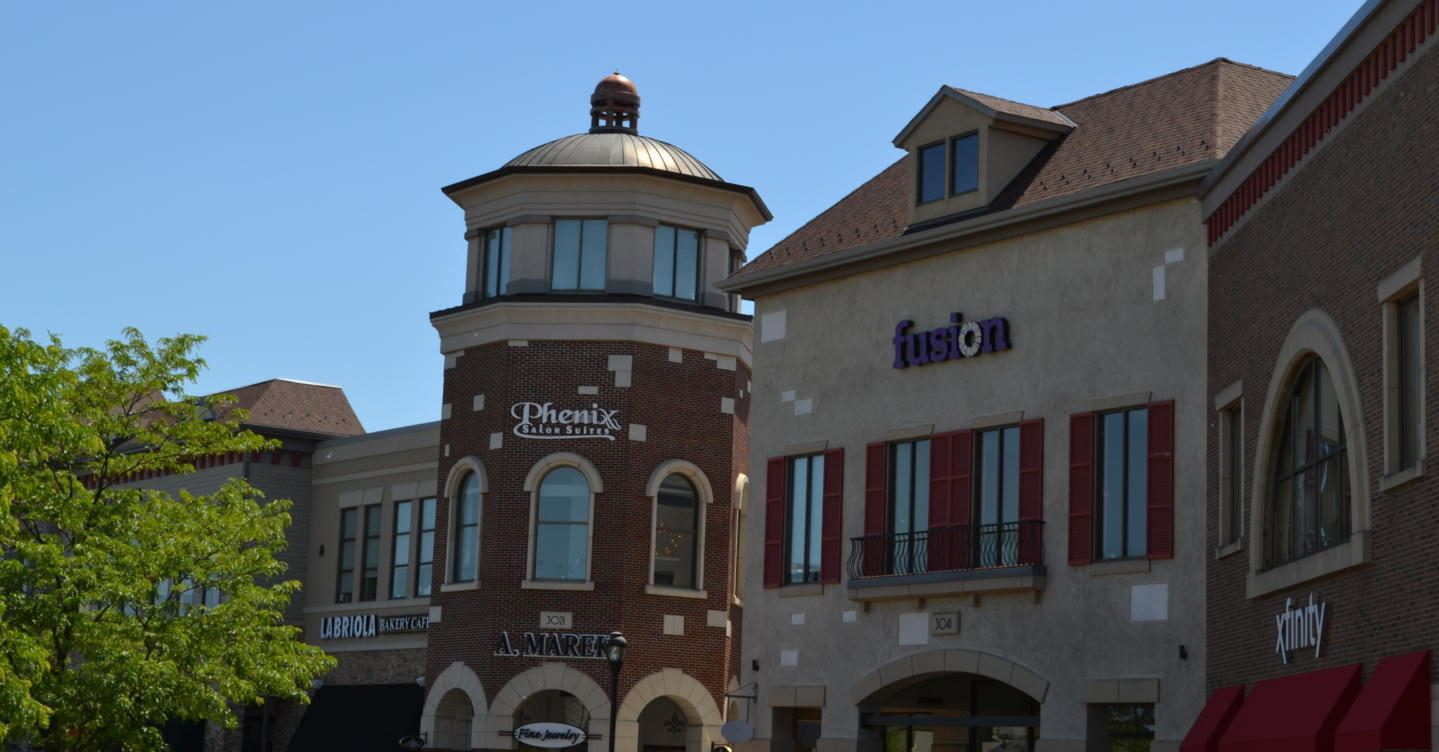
[1219,663,1362,752]
[1334,650,1431,752]
[1180,685,1246,752]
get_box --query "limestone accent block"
[1117,678,1160,703]
[780,650,799,667]
[795,398,813,416]
[428,606,442,623]
[721,397,735,414]
[794,686,826,708]
[629,424,647,442]
[615,370,632,387]
[977,653,1015,684]
[472,394,485,411]
[944,649,980,674]
[669,347,684,362]
[781,390,796,402]
[578,385,599,395]
[715,356,737,371]
[850,670,882,705]
[508,340,529,347]
[760,311,786,342]
[768,686,797,707]
[444,351,462,369]
[441,403,452,420]
[912,650,946,676]
[663,614,684,636]
[489,432,503,450]
[1010,664,1050,702]
[707,610,727,628]
[879,656,914,688]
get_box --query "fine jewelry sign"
[511,402,622,441]
[513,723,587,748]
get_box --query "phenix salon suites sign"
[892,313,1011,369]
[511,402,622,441]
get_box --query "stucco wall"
[741,198,1209,752]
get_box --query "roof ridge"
[1052,58,1290,110]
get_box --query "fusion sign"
[511,402,622,441]
[892,313,1011,369]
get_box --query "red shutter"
[1146,400,1176,560]
[929,430,972,571]
[763,457,785,589]
[819,448,845,584]
[1068,413,1096,565]
[863,442,888,576]
[1017,419,1044,565]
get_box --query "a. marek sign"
[1274,593,1326,664]
[494,630,614,659]
[514,723,587,748]
[892,313,1011,369]
[511,402,622,441]
[319,613,429,640]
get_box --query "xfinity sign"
[1274,593,1327,664]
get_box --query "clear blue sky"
[1,1,1359,432]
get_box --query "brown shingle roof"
[948,87,1076,129]
[217,378,365,438]
[735,59,1292,280]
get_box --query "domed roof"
[504,132,722,181]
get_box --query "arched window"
[535,467,590,581]
[452,473,480,583]
[654,475,699,589]
[1266,356,1350,568]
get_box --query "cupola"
[590,72,640,134]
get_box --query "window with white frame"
[534,467,590,581]
[1265,356,1349,569]
[1219,405,1243,549]
[389,497,438,599]
[1385,285,1424,477]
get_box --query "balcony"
[845,521,1046,603]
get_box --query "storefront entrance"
[861,674,1039,752]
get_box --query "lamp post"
[605,631,628,752]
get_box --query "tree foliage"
[0,327,335,752]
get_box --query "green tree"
[0,327,335,752]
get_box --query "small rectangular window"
[786,455,825,584]
[918,143,945,204]
[951,133,979,195]
[1098,407,1148,560]
[1101,704,1155,751]
[416,497,436,596]
[1220,406,1243,547]
[552,219,608,291]
[390,500,413,599]
[360,503,381,601]
[652,225,702,301]
[483,227,512,298]
[1397,293,1422,469]
[336,507,357,603]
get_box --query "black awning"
[288,683,425,752]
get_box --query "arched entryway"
[515,690,593,752]
[615,668,724,752]
[433,690,476,751]
[422,661,489,751]
[851,651,1048,752]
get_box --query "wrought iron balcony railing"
[846,520,1045,580]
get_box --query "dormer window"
[950,133,979,195]
[918,134,980,206]
[918,142,946,204]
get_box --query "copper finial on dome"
[590,72,640,135]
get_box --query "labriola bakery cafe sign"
[511,401,622,441]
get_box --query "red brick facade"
[1206,26,1439,690]
[426,334,749,749]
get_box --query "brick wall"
[425,336,748,739]
[1206,39,1439,689]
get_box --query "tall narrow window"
[653,475,699,588]
[786,455,825,584]
[535,467,591,581]
[416,497,436,596]
[552,219,607,291]
[360,504,381,601]
[483,227,512,298]
[975,426,1020,566]
[336,507,357,603]
[889,439,930,574]
[653,225,701,301]
[451,474,480,583]
[1098,408,1148,560]
[918,143,945,203]
[1267,357,1349,568]
[1397,293,1422,469]
[390,500,413,599]
[1220,406,1243,547]
[950,133,979,195]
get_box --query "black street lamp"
[605,631,628,752]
